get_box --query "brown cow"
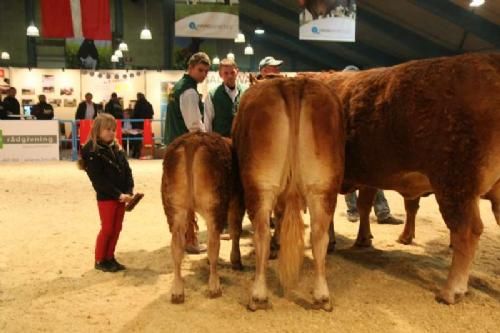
[161,132,245,303]
[233,77,345,311]
[301,53,500,304]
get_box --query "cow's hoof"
[208,288,222,299]
[397,234,413,245]
[171,293,185,304]
[436,289,466,305]
[312,298,333,312]
[231,261,244,271]
[354,237,372,248]
[247,297,271,311]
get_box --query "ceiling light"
[254,26,265,35]
[1,52,10,60]
[234,32,245,43]
[114,50,123,58]
[244,44,254,55]
[118,42,128,51]
[26,22,39,37]
[212,56,220,65]
[111,55,119,63]
[470,0,485,7]
[140,27,152,40]
[227,52,235,61]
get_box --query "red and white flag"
[41,0,111,40]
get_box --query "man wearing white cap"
[258,56,283,78]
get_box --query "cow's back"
[323,53,500,198]
[162,132,233,229]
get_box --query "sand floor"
[0,160,499,333]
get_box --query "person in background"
[164,52,209,145]
[130,93,154,158]
[3,87,21,119]
[32,94,54,120]
[204,58,244,137]
[132,93,154,129]
[75,92,99,120]
[0,94,6,119]
[104,92,123,119]
[78,114,135,272]
[164,51,211,254]
[258,56,283,78]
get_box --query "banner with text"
[0,120,59,161]
[299,0,356,42]
[175,1,239,39]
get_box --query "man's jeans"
[345,190,391,221]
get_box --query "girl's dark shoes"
[94,258,125,272]
[109,258,126,271]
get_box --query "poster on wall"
[0,120,59,161]
[42,75,55,94]
[175,0,239,39]
[299,0,356,42]
[0,68,10,96]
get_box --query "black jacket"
[32,102,54,120]
[80,141,134,201]
[132,99,154,129]
[3,96,20,119]
[104,100,123,119]
[75,101,99,120]
[0,101,6,120]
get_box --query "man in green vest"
[204,58,244,137]
[164,52,210,145]
[164,52,210,254]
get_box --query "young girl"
[79,113,135,272]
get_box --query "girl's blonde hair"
[87,113,120,151]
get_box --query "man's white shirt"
[179,88,205,132]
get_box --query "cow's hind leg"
[228,194,245,270]
[204,208,223,298]
[170,209,188,304]
[484,181,500,225]
[354,187,377,247]
[436,197,483,304]
[398,197,420,245]
[308,192,335,311]
[247,190,274,311]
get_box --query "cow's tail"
[185,141,197,239]
[278,80,305,292]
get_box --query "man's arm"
[203,92,214,133]
[179,89,205,132]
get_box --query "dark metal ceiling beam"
[240,23,332,70]
[357,6,457,57]
[245,0,401,65]
[410,0,500,48]
[241,14,354,69]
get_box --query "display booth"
[0,67,292,160]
